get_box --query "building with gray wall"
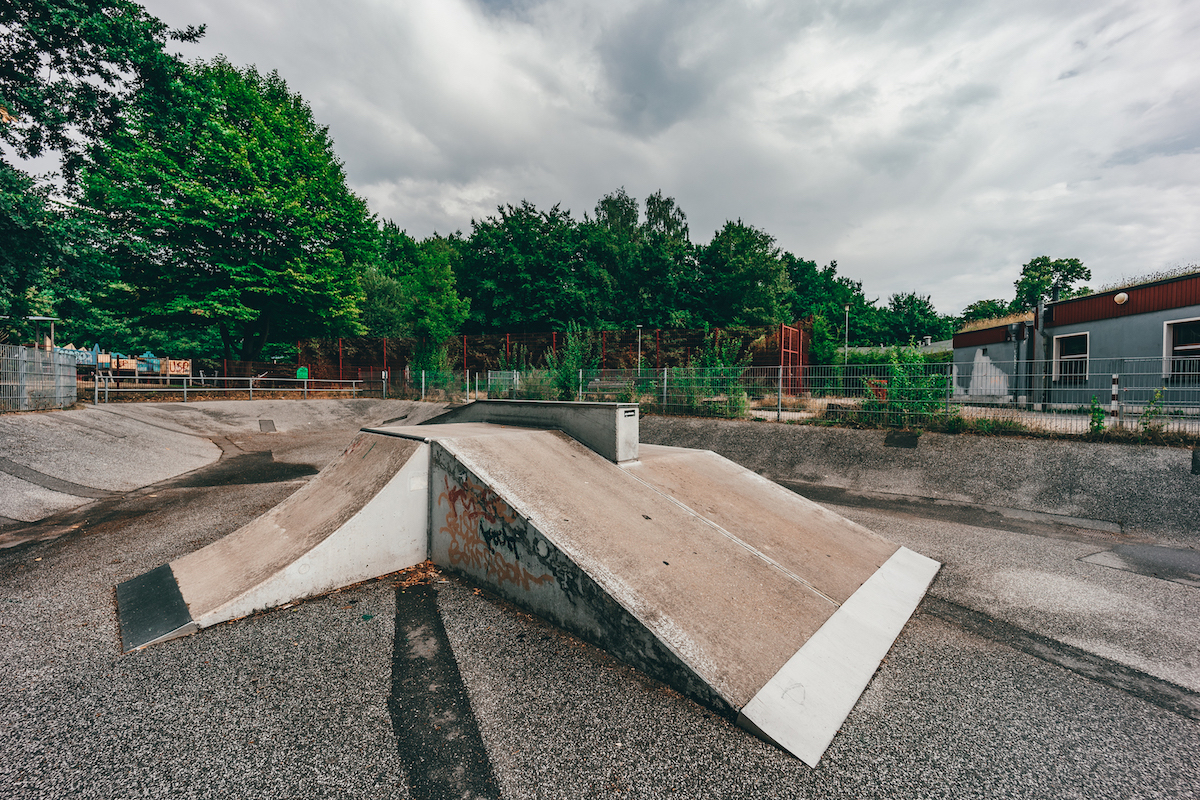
[953,271,1200,407]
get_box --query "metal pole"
[777,365,783,422]
[421,370,425,401]
[578,368,583,401]
[304,379,308,400]
[93,374,98,405]
[663,367,667,410]
[249,376,253,401]
[183,375,188,403]
[637,325,642,377]
[844,304,849,366]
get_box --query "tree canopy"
[960,298,1011,322]
[81,57,374,362]
[361,222,470,366]
[1012,256,1091,310]
[0,0,203,184]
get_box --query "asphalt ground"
[1,403,1198,798]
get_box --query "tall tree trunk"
[218,321,234,363]
[240,314,271,363]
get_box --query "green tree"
[960,298,1010,322]
[542,320,597,400]
[883,292,954,343]
[0,1,203,185]
[1012,256,1091,310]
[0,162,64,329]
[458,200,613,331]
[359,264,408,337]
[593,186,640,237]
[698,220,793,326]
[407,236,470,344]
[82,57,374,362]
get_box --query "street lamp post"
[636,325,642,377]
[843,304,850,366]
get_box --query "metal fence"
[1,345,78,412]
[483,358,1200,436]
[84,374,367,402]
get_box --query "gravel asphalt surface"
[1,401,1198,799]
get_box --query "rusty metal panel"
[953,326,1008,348]
[1049,273,1200,327]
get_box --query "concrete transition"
[116,400,939,765]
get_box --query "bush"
[542,322,598,400]
[858,345,951,428]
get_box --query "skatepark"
[1,398,1198,798]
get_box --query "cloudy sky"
[141,0,1200,315]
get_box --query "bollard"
[1110,374,1119,417]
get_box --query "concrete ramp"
[396,426,939,765]
[117,430,431,650]
[116,402,939,765]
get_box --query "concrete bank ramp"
[116,429,436,649]
[117,404,939,765]
[404,425,938,766]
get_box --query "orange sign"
[167,360,191,376]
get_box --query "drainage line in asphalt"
[923,596,1200,721]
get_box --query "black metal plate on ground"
[258,419,276,432]
[116,564,195,652]
[884,430,920,448]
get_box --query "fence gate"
[780,324,803,395]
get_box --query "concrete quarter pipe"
[116,400,939,765]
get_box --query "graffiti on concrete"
[430,444,738,719]
[437,472,555,592]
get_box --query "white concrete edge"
[192,444,431,628]
[129,621,199,652]
[736,546,941,767]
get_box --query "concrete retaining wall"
[639,416,1200,538]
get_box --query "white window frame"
[1163,315,1200,377]
[1052,332,1089,382]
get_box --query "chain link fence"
[483,358,1200,437]
[1,344,78,412]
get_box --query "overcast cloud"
[140,0,1200,314]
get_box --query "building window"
[1169,318,1200,380]
[1053,333,1088,382]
